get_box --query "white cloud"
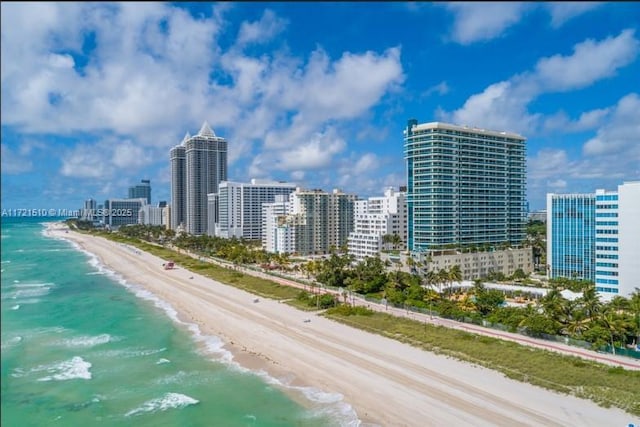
[2,3,403,189]
[442,2,608,45]
[545,2,603,28]
[534,29,639,92]
[583,93,640,158]
[543,106,611,133]
[237,9,287,46]
[444,2,531,45]
[60,139,156,179]
[439,29,639,135]
[422,81,450,98]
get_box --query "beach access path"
[50,226,638,427]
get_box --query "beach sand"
[48,224,638,427]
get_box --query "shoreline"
[45,223,638,427]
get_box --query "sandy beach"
[47,223,638,427]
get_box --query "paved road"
[172,246,640,371]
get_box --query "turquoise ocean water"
[1,218,358,427]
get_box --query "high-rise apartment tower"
[404,121,526,252]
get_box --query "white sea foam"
[16,356,92,381]
[3,286,52,300]
[1,336,23,350]
[0,260,11,264]
[156,358,171,365]
[11,304,20,310]
[255,370,361,427]
[124,392,199,417]
[58,333,115,348]
[48,228,361,427]
[97,347,167,359]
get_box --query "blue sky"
[1,2,639,211]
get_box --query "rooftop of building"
[406,121,525,140]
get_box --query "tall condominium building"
[347,187,407,261]
[81,198,97,221]
[128,179,151,204]
[170,134,187,230]
[547,181,640,299]
[213,179,297,239]
[404,120,527,252]
[170,122,228,235]
[546,193,596,281]
[262,188,356,255]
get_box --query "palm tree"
[382,233,403,251]
[448,265,463,296]
[598,306,634,354]
[579,285,602,322]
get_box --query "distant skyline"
[2,2,639,211]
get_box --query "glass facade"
[404,121,526,251]
[548,194,596,280]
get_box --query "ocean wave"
[156,358,171,365]
[2,286,52,300]
[1,336,23,350]
[255,371,361,427]
[53,232,361,426]
[0,260,10,263]
[11,304,20,310]
[96,347,167,359]
[12,282,55,288]
[12,356,92,381]
[124,392,199,417]
[58,333,115,348]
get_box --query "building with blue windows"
[547,181,639,300]
[546,193,596,281]
[403,120,527,252]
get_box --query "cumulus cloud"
[545,2,604,28]
[438,29,639,135]
[1,3,404,199]
[442,2,605,45]
[60,139,156,179]
[534,29,639,92]
[236,9,287,46]
[583,93,640,158]
[444,2,531,45]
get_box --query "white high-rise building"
[262,188,356,255]
[617,181,640,299]
[347,187,407,261]
[214,179,297,239]
[170,122,228,235]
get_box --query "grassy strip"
[89,231,302,301]
[323,308,640,417]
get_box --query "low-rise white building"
[347,187,406,261]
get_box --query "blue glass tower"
[546,194,596,280]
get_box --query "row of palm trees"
[103,223,639,351]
